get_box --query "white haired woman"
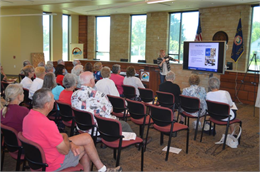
[71,64,84,88]
[58,73,77,105]
[1,84,29,132]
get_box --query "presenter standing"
[157,50,179,83]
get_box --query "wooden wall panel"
[78,16,88,59]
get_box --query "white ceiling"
[0,0,259,15]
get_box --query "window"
[130,15,147,63]
[42,13,51,62]
[169,11,199,63]
[249,6,260,71]
[62,15,70,61]
[96,16,110,61]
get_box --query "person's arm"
[136,78,145,88]
[225,91,233,107]
[158,58,166,67]
[168,56,179,62]
[56,133,70,155]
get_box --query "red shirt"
[59,90,73,105]
[23,109,65,171]
[1,104,29,132]
[56,75,64,86]
[110,73,124,95]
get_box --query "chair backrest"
[138,87,154,103]
[23,88,31,106]
[147,104,173,127]
[156,91,175,109]
[95,115,122,142]
[19,74,25,82]
[47,101,58,117]
[56,100,73,121]
[122,85,136,99]
[17,132,48,170]
[107,95,126,113]
[72,107,96,131]
[179,95,200,113]
[206,100,230,121]
[1,124,21,152]
[126,99,146,120]
[1,81,9,90]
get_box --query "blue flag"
[231,18,244,62]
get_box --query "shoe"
[100,143,107,149]
[106,166,122,172]
[179,121,184,124]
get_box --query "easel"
[236,53,259,116]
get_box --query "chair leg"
[200,119,206,142]
[116,147,122,167]
[194,118,200,140]
[22,159,26,171]
[141,143,144,171]
[165,132,173,161]
[160,133,164,145]
[144,123,151,151]
[187,117,190,127]
[223,123,230,150]
[1,146,5,171]
[186,129,189,154]
[113,149,117,160]
[239,122,242,143]
[139,126,143,137]
[16,148,22,171]
[177,112,179,122]
[213,123,216,136]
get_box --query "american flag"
[195,16,202,41]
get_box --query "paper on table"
[122,132,136,141]
[231,102,238,110]
[162,146,182,154]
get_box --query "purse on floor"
[215,126,242,148]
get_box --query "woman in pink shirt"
[110,64,125,97]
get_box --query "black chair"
[153,60,157,64]
[120,59,128,62]
[18,132,83,171]
[156,91,175,112]
[177,95,204,140]
[145,104,189,161]
[1,124,25,171]
[22,88,32,109]
[107,95,129,121]
[138,87,154,104]
[95,115,144,171]
[138,60,146,63]
[18,74,25,82]
[56,101,75,136]
[200,100,242,150]
[47,101,61,125]
[122,85,136,99]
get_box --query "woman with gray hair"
[206,77,236,122]
[58,73,77,105]
[42,73,64,100]
[110,64,124,96]
[71,65,84,88]
[1,84,29,132]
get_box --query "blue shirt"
[52,85,64,100]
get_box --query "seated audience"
[45,63,54,73]
[29,67,45,99]
[47,61,55,73]
[71,65,84,88]
[96,67,120,97]
[42,73,64,100]
[57,59,68,75]
[0,64,7,81]
[23,89,121,172]
[20,60,31,75]
[123,66,145,97]
[84,62,93,72]
[93,62,103,81]
[110,64,124,96]
[1,84,29,132]
[206,77,236,132]
[159,71,181,109]
[181,74,207,128]
[20,65,34,89]
[38,61,45,67]
[59,74,77,105]
[71,72,133,134]
[55,64,65,86]
[73,59,81,66]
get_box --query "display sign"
[140,71,150,82]
[70,43,84,60]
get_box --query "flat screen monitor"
[183,41,226,74]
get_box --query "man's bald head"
[79,71,95,87]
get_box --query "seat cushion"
[102,137,143,148]
[62,120,72,126]
[209,118,241,125]
[9,151,25,160]
[112,112,130,118]
[131,116,153,125]
[154,123,188,133]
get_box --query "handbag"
[215,126,242,148]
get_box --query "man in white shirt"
[20,65,34,90]
[29,67,45,99]
[96,67,120,97]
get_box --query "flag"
[195,16,202,41]
[231,18,244,62]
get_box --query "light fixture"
[147,0,174,4]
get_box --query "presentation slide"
[188,42,219,72]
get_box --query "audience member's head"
[23,60,31,67]
[189,74,200,86]
[208,77,220,90]
[71,65,83,76]
[165,71,175,82]
[45,64,54,73]
[32,89,53,113]
[57,59,64,65]
[2,84,24,117]
[38,61,45,67]
[55,64,65,76]
[63,73,77,89]
[42,73,57,90]
[35,67,45,79]
[47,61,53,66]
[79,71,95,88]
[111,64,121,74]
[101,66,111,79]
[72,59,81,66]
[22,65,34,78]
[84,62,93,72]
[126,66,135,77]
[94,62,102,72]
